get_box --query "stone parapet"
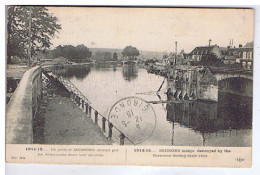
[6,66,42,144]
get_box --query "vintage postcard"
[6,6,253,167]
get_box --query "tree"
[113,52,118,61]
[7,6,61,64]
[122,46,140,60]
[95,51,112,63]
[52,45,92,62]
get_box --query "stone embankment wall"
[6,66,42,144]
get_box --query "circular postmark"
[108,96,156,145]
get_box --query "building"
[219,46,240,64]
[219,41,253,69]
[189,45,222,62]
[238,41,253,69]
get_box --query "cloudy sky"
[48,7,254,53]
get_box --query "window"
[243,52,246,59]
[249,52,252,59]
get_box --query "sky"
[48,7,254,53]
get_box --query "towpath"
[34,81,112,145]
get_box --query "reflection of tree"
[122,65,138,81]
[113,64,117,72]
[94,63,118,72]
[52,65,91,80]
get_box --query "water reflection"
[122,64,138,81]
[51,65,91,80]
[94,63,118,72]
[50,64,252,146]
[166,93,252,135]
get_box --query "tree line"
[7,6,61,64]
[51,45,140,63]
[7,6,141,64]
[52,45,92,63]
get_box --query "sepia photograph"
[5,6,254,167]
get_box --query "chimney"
[239,44,242,48]
[175,42,178,55]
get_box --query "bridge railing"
[56,76,91,104]
[54,75,136,145]
[6,66,42,144]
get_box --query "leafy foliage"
[113,52,118,61]
[52,45,92,62]
[122,46,140,60]
[7,6,61,63]
[95,51,112,63]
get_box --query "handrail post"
[78,97,81,106]
[81,99,84,109]
[119,133,125,145]
[88,106,92,117]
[74,95,77,103]
[95,111,98,124]
[73,93,76,102]
[108,123,113,139]
[102,117,106,132]
[70,91,73,99]
[85,103,89,114]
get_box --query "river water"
[52,64,252,147]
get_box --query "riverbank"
[34,81,112,145]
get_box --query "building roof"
[244,41,253,48]
[219,47,228,51]
[239,47,253,52]
[219,47,239,51]
[189,45,218,55]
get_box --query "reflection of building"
[166,94,251,135]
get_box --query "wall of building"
[6,66,42,144]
